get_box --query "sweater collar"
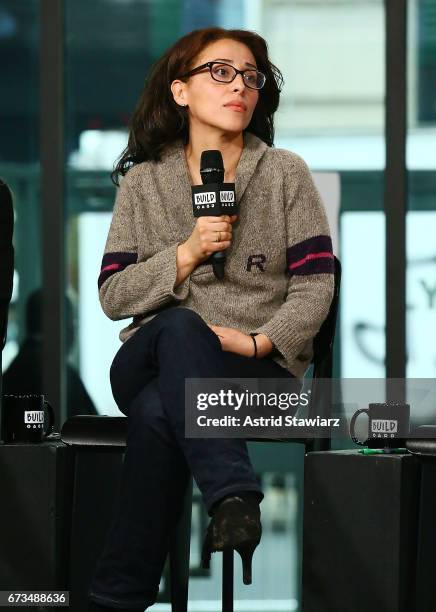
[162,131,269,204]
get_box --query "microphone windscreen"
[200,150,224,184]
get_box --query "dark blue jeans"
[88,307,296,610]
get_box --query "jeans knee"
[162,306,204,326]
[157,307,211,338]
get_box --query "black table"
[302,449,421,612]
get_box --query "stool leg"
[222,549,234,612]
[169,477,193,612]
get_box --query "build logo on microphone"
[220,191,234,203]
[194,192,216,206]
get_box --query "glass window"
[261,0,386,379]
[0,1,42,396]
[406,0,436,425]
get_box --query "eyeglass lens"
[210,63,264,89]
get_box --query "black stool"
[301,449,420,612]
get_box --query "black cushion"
[61,415,127,447]
[406,425,436,456]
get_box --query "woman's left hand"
[208,324,256,358]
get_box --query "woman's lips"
[224,103,246,112]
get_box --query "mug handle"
[349,408,369,446]
[42,400,56,437]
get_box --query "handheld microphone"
[191,150,238,280]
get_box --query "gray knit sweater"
[98,132,335,379]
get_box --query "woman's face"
[171,38,260,137]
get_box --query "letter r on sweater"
[246,254,266,272]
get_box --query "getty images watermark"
[195,386,339,428]
[184,378,436,439]
[184,377,342,439]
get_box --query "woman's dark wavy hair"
[111,27,284,185]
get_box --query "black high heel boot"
[201,495,262,585]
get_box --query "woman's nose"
[232,73,246,92]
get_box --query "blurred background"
[0,1,435,609]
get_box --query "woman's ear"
[171,80,188,108]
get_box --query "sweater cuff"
[251,318,305,364]
[146,242,190,302]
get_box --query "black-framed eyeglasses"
[179,61,266,90]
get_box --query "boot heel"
[235,541,257,585]
[201,495,261,584]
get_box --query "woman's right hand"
[184,214,238,264]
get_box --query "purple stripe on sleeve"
[286,235,334,276]
[290,256,335,276]
[98,251,137,289]
[101,252,138,268]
